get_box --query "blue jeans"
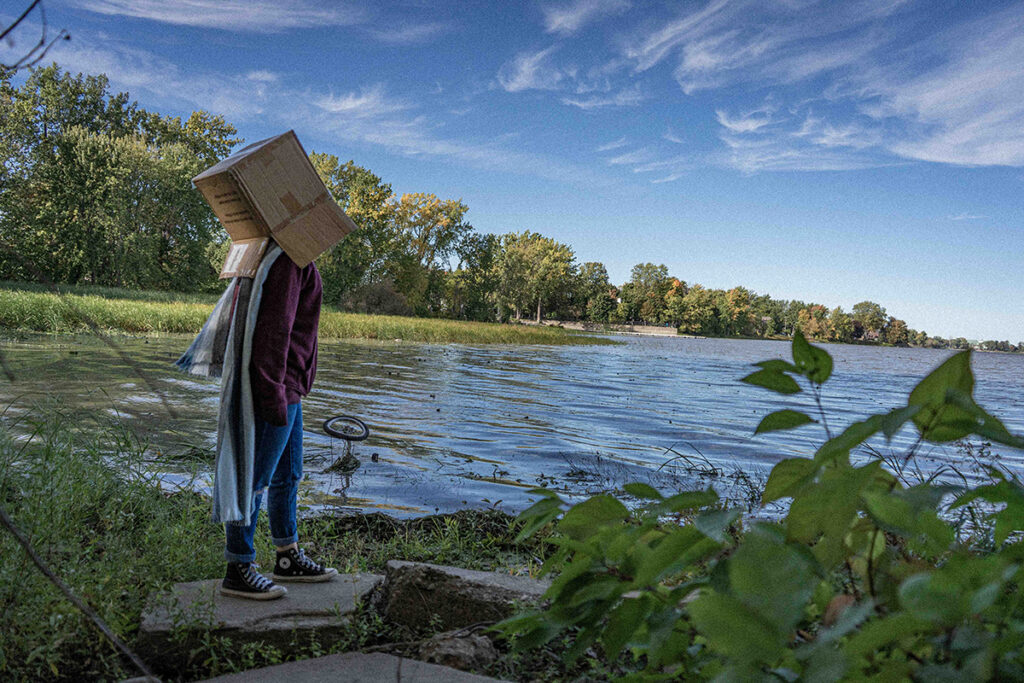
[224,403,303,563]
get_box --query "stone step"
[199,652,506,682]
[383,560,550,631]
[138,573,384,667]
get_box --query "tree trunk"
[536,297,542,323]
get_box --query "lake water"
[2,334,1023,517]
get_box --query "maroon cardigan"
[250,256,322,426]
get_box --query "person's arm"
[250,257,300,426]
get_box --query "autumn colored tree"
[883,316,910,346]
[797,305,829,339]
[827,306,854,343]
[676,285,717,335]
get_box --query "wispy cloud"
[607,148,651,165]
[623,0,908,92]
[663,128,685,144]
[562,86,643,109]
[614,1,1024,171]
[866,4,1024,166]
[596,137,628,152]
[365,21,449,45]
[54,32,608,187]
[314,85,409,118]
[71,0,364,32]
[245,70,279,83]
[715,109,773,134]
[543,0,630,36]
[496,47,568,92]
[948,213,988,221]
[53,40,272,118]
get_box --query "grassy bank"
[0,407,593,681]
[0,282,614,345]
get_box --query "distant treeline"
[0,65,1018,352]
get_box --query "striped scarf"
[175,243,283,524]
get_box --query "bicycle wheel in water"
[323,415,370,441]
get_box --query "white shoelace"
[242,564,273,590]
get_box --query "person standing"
[220,251,337,600]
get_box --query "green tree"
[624,263,672,324]
[447,232,499,321]
[575,261,613,321]
[852,300,887,340]
[0,65,236,290]
[491,232,575,322]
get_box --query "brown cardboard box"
[219,237,270,279]
[193,130,357,278]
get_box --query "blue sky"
[3,0,1023,340]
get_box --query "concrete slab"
[383,561,549,631]
[200,652,505,682]
[138,573,383,666]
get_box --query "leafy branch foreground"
[503,332,1024,680]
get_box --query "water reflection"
[2,333,1023,517]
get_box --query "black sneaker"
[220,562,287,600]
[272,547,338,583]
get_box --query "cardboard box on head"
[193,130,358,279]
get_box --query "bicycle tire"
[323,415,370,441]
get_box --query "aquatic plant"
[501,331,1024,679]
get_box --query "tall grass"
[0,280,220,304]
[0,283,615,345]
[0,406,222,679]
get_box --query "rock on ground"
[419,631,498,671]
[137,573,383,667]
[198,652,506,682]
[383,561,549,631]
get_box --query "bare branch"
[1,0,71,73]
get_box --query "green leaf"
[515,495,565,542]
[755,359,799,373]
[862,489,954,557]
[763,458,818,503]
[602,595,651,662]
[944,391,1024,449]
[792,329,833,384]
[658,489,719,514]
[786,464,887,566]
[908,351,976,442]
[728,524,818,635]
[843,612,930,658]
[880,405,921,439]
[955,475,1024,545]
[689,592,785,665]
[557,494,629,541]
[623,482,663,500]
[816,405,926,464]
[742,368,802,395]
[635,527,717,586]
[695,508,741,543]
[755,409,816,434]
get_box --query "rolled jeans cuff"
[272,532,298,547]
[224,548,257,564]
